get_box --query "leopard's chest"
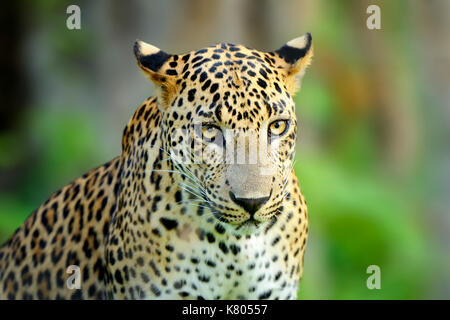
[180,236,298,300]
[106,182,306,300]
[120,230,299,300]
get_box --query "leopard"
[0,33,313,300]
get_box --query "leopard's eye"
[269,120,289,137]
[201,124,222,143]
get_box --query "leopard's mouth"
[235,216,261,228]
[202,196,272,235]
[209,207,267,235]
[231,218,265,235]
[235,218,261,230]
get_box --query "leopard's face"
[134,34,313,235]
[163,59,298,234]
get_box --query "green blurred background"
[0,0,449,299]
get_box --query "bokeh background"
[1,0,449,299]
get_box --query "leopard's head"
[134,34,313,234]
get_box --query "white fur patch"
[136,40,160,56]
[286,34,309,50]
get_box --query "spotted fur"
[0,34,313,300]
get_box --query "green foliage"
[0,108,103,243]
[295,155,431,299]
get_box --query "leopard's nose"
[229,191,270,216]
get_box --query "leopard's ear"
[134,40,178,108]
[274,33,313,95]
